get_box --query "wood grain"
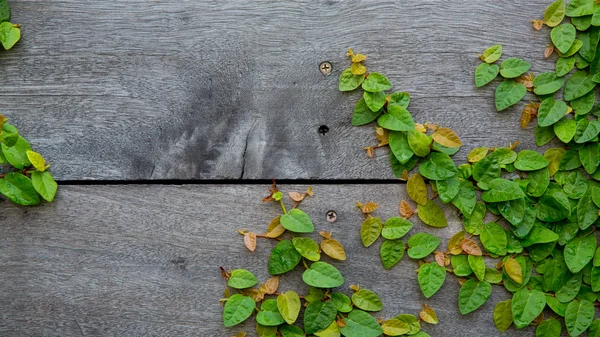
[0,184,540,336]
[1,0,556,180]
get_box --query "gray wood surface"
[2,0,555,180]
[0,184,541,336]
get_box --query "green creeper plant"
[0,0,20,50]
[221,183,437,336]
[0,115,58,205]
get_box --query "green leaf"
[418,152,457,180]
[223,294,255,327]
[481,222,508,255]
[571,87,596,115]
[574,118,600,143]
[533,72,565,95]
[579,143,599,173]
[1,136,31,169]
[535,125,556,146]
[452,255,473,277]
[556,57,576,77]
[30,171,57,203]
[537,189,571,222]
[407,129,431,157]
[511,288,546,329]
[537,98,569,127]
[279,324,305,337]
[389,131,413,164]
[589,320,600,337]
[280,209,314,233]
[451,180,477,217]
[546,0,566,26]
[564,170,588,199]
[526,168,550,197]
[469,255,486,281]
[495,79,527,111]
[552,23,577,53]
[565,235,597,273]
[360,217,382,247]
[565,299,595,336]
[256,299,285,326]
[381,217,413,239]
[458,279,492,315]
[536,319,562,337]
[554,119,577,143]
[417,200,448,228]
[498,197,527,227]
[436,176,460,203]
[500,58,531,78]
[277,291,301,325]
[567,0,600,17]
[481,178,525,202]
[391,154,418,179]
[292,237,321,262]
[381,319,410,336]
[480,44,503,63]
[363,91,387,112]
[485,267,503,284]
[573,15,593,30]
[559,149,583,170]
[417,262,446,298]
[268,240,302,275]
[352,98,381,126]
[302,262,344,288]
[473,152,501,189]
[304,300,337,334]
[564,70,597,101]
[464,201,486,235]
[474,63,499,87]
[0,21,19,50]
[361,72,392,93]
[0,0,10,23]
[547,295,569,316]
[330,292,353,313]
[340,310,384,337]
[556,273,582,303]
[388,91,410,108]
[351,289,382,312]
[380,239,405,269]
[339,69,365,92]
[377,106,415,131]
[514,150,550,171]
[407,232,440,259]
[227,269,258,289]
[521,225,559,247]
[558,38,584,57]
[493,300,513,332]
[0,172,40,206]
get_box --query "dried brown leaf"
[399,200,414,219]
[289,192,304,202]
[365,146,375,158]
[532,19,543,30]
[263,276,279,294]
[244,232,257,252]
[361,201,380,214]
[460,238,482,256]
[544,44,554,58]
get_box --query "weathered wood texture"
[2,0,555,180]
[0,184,540,336]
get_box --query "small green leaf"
[280,209,314,233]
[223,294,255,327]
[565,299,595,336]
[351,288,382,312]
[339,68,365,92]
[564,235,597,273]
[574,118,600,143]
[481,178,525,202]
[545,0,566,27]
[495,79,527,111]
[481,222,508,255]
[340,310,384,337]
[493,299,513,332]
[0,0,10,23]
[417,200,448,228]
[537,98,569,127]
[352,98,381,126]
[418,152,457,180]
[360,217,382,248]
[302,262,344,288]
[268,240,302,275]
[407,233,440,259]
[363,91,387,112]
[31,171,57,203]
[407,129,431,157]
[304,300,337,334]
[388,91,410,108]
[451,180,477,217]
[556,57,576,77]
[418,262,446,298]
[579,143,599,173]
[551,23,577,53]
[511,288,546,329]
[292,237,321,262]
[500,58,531,78]
[361,72,392,93]
[256,299,285,326]
[0,172,40,206]
[0,21,19,50]
[567,0,600,17]
[533,72,565,95]
[475,63,499,87]
[554,119,577,143]
[227,269,258,289]
[377,106,415,131]
[458,279,492,314]
[536,319,562,337]
[1,136,31,169]
[564,70,597,101]
[514,150,550,171]
[381,319,410,336]
[330,292,353,313]
[380,239,405,269]
[480,44,503,63]
[382,217,413,239]
[279,324,306,337]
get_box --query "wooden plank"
[2,0,554,180]
[0,184,536,336]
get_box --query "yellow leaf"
[467,147,488,163]
[224,287,231,298]
[233,332,246,337]
[545,148,566,176]
[264,216,286,238]
[375,126,389,145]
[461,238,482,256]
[448,231,466,255]
[321,239,347,261]
[407,174,428,206]
[26,150,48,172]
[509,140,520,150]
[243,232,256,252]
[349,284,360,292]
[432,127,462,147]
[306,186,314,197]
[365,146,374,158]
[361,201,379,214]
[246,288,265,302]
[351,62,367,75]
[415,123,427,133]
[401,170,409,181]
[346,48,355,57]
[319,231,332,239]
[351,53,367,63]
[399,200,413,219]
[504,258,523,284]
[420,304,439,324]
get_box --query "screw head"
[319,61,332,75]
[326,210,337,223]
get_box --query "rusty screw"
[319,61,332,75]
[326,210,337,223]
